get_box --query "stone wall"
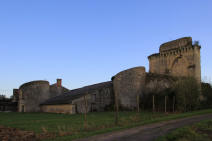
[72,86,114,113]
[49,85,69,98]
[148,37,201,82]
[112,68,178,110]
[41,104,75,114]
[18,81,50,112]
[159,37,192,52]
[144,73,176,94]
[113,67,146,110]
[12,89,19,102]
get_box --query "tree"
[0,95,6,100]
[174,77,200,112]
[201,83,212,108]
[83,94,88,129]
[114,90,119,125]
[193,40,200,46]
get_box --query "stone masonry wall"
[144,73,176,94]
[148,37,201,82]
[41,104,75,114]
[113,67,146,110]
[72,86,114,113]
[19,81,50,112]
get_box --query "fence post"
[84,94,88,129]
[137,94,140,113]
[153,95,155,112]
[165,96,167,113]
[173,96,175,113]
[115,91,119,125]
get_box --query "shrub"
[200,83,212,108]
[174,77,200,112]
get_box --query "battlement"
[148,37,201,82]
[148,38,201,60]
[159,37,192,52]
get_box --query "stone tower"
[113,67,146,109]
[148,37,201,82]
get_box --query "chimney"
[57,79,62,87]
[13,89,19,102]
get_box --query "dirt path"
[75,113,212,141]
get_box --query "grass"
[156,119,212,141]
[0,109,212,141]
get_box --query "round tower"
[18,80,50,112]
[113,66,146,110]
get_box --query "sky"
[0,0,212,97]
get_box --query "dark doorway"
[21,105,25,112]
[91,103,97,112]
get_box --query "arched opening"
[170,56,189,77]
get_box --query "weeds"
[41,126,48,134]
[157,120,212,141]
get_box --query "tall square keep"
[148,37,201,82]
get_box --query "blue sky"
[0,0,212,97]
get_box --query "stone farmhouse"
[6,37,201,114]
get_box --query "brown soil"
[0,126,66,141]
[0,126,39,141]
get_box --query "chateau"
[1,37,201,114]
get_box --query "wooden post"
[84,94,88,129]
[115,91,119,125]
[152,95,155,112]
[173,96,175,113]
[137,94,140,113]
[165,96,167,113]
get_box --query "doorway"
[21,105,25,112]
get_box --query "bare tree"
[165,96,167,113]
[137,94,140,113]
[83,94,88,129]
[114,91,119,125]
[173,96,175,112]
[152,95,155,112]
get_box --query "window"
[93,94,96,100]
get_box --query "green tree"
[174,77,200,112]
[201,83,212,108]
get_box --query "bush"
[200,83,212,108]
[141,77,202,112]
[174,77,200,112]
